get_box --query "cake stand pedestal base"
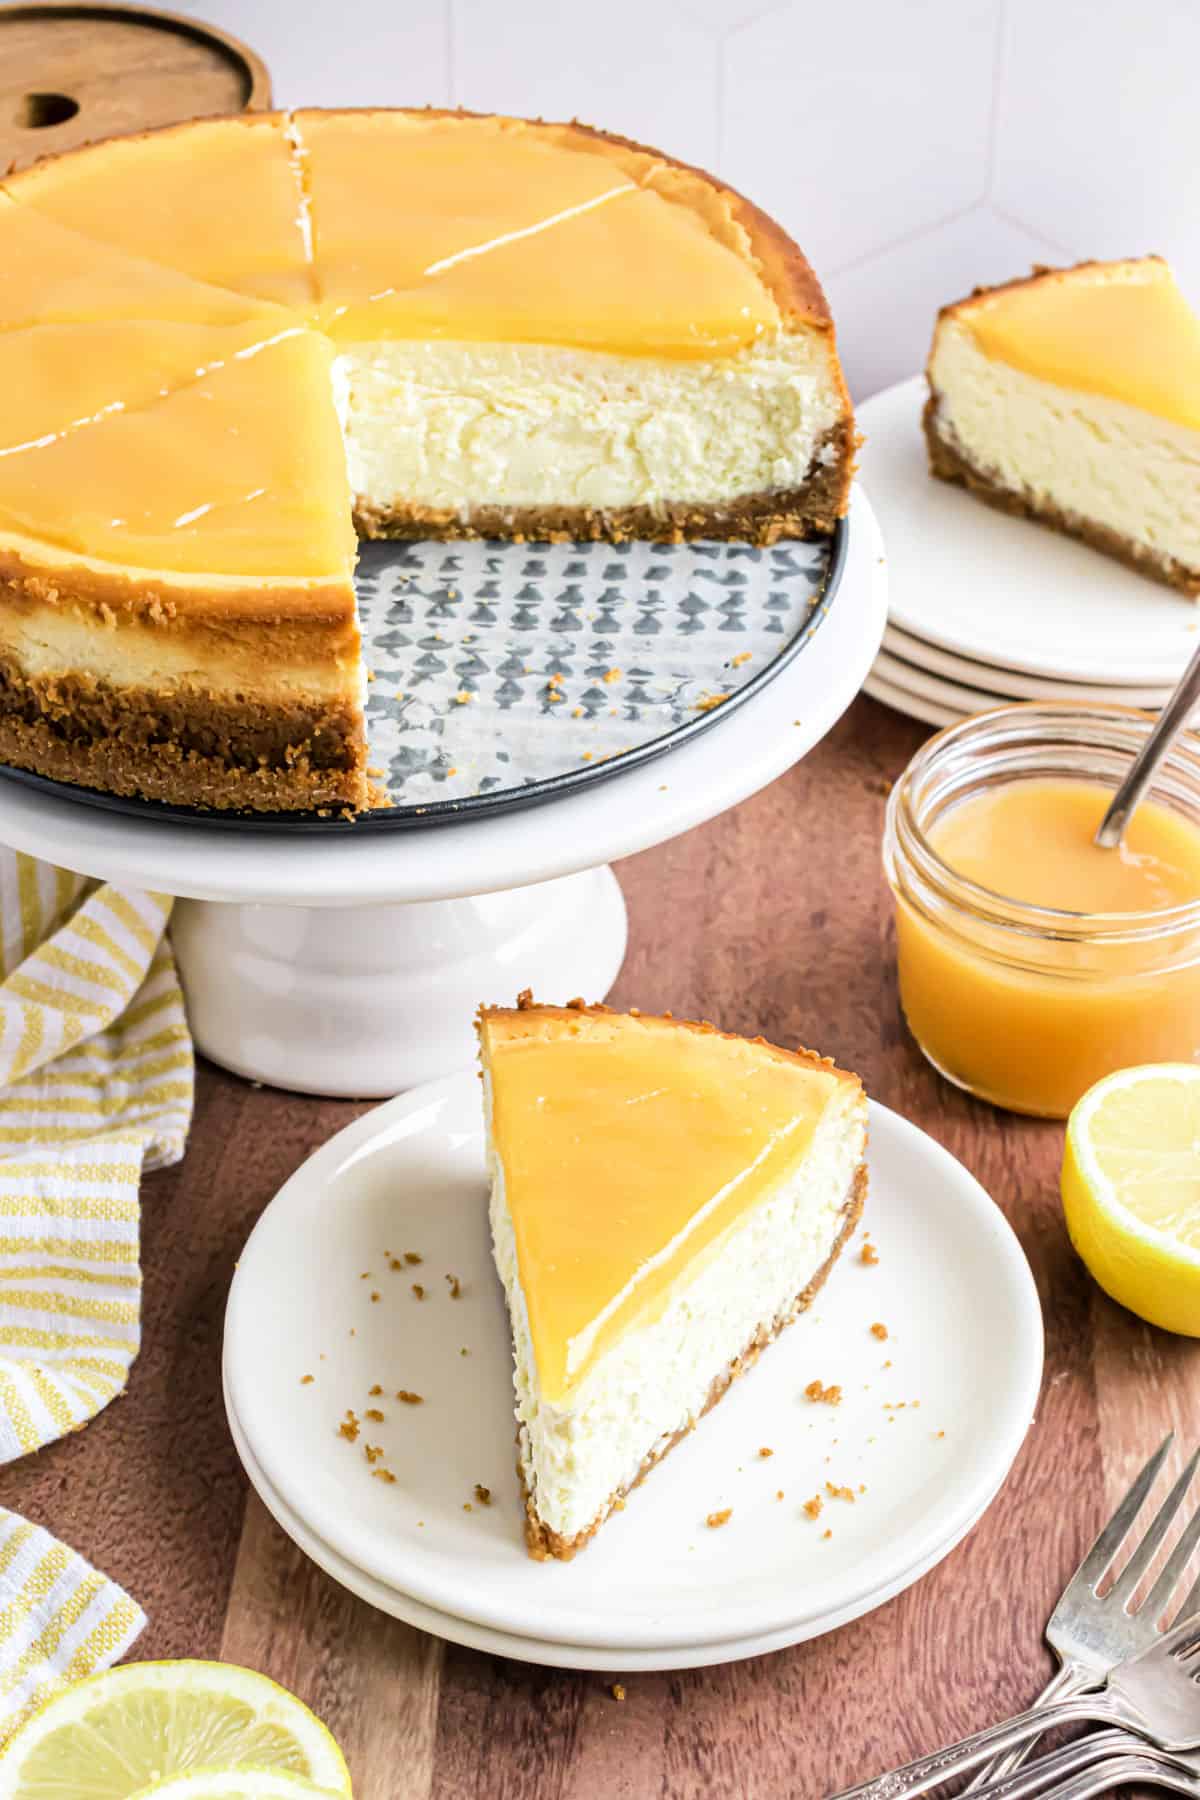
[170,864,628,1097]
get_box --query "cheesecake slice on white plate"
[924,256,1200,596]
[477,994,868,1560]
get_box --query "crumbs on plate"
[804,1379,842,1406]
[706,1508,732,1529]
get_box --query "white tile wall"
[178,0,1200,397]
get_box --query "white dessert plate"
[858,376,1200,685]
[864,673,959,729]
[873,648,1011,716]
[882,625,1170,709]
[223,1072,1043,1652]
[225,1373,1008,1672]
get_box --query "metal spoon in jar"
[1094,638,1200,849]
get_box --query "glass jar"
[882,703,1200,1118]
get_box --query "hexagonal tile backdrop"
[177,0,1200,399]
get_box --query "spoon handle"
[1095,637,1200,848]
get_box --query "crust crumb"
[365,1408,385,1423]
[825,1482,855,1502]
[705,1508,733,1529]
[299,1374,314,1385]
[474,1484,492,1506]
[757,1446,774,1459]
[861,1241,880,1266]
[372,1467,397,1484]
[870,1322,888,1340]
[805,1379,842,1405]
[411,1284,425,1300]
[337,1411,360,1443]
[611,1682,627,1702]
[802,1495,823,1520]
[397,1389,423,1405]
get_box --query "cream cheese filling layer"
[338,330,843,517]
[0,601,359,700]
[931,319,1200,574]
[489,1084,866,1543]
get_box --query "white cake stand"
[0,487,886,1095]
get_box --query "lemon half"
[0,1662,351,1800]
[1063,1062,1200,1336]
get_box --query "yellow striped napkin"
[0,1508,145,1743]
[0,849,195,1738]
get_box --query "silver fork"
[970,1435,1200,1787]
[967,1732,1200,1800]
[1002,1754,1200,1800]
[825,1613,1200,1800]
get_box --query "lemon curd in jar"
[885,710,1200,1119]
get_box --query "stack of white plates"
[857,377,1197,728]
[223,1071,1042,1672]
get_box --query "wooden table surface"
[6,691,1199,1799]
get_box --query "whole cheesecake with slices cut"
[924,256,1200,596]
[0,109,855,815]
[477,995,868,1560]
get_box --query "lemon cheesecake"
[477,995,868,1560]
[925,257,1200,596]
[0,108,853,814]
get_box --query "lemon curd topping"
[891,775,1200,1118]
[296,112,781,356]
[0,327,355,579]
[928,779,1200,914]
[487,1023,838,1402]
[9,116,314,308]
[964,260,1200,431]
[0,193,287,330]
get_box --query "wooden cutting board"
[0,1,270,172]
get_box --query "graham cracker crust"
[0,658,368,813]
[923,392,1200,598]
[518,1160,868,1562]
[354,420,856,549]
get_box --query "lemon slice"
[1063,1062,1200,1336]
[0,1662,351,1799]
[129,1775,342,1800]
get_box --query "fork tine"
[1143,1475,1200,1625]
[1158,1612,1200,1659]
[1175,1563,1200,1629]
[1074,1433,1174,1594]
[1111,1447,1200,1608]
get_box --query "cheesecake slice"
[477,995,867,1560]
[925,257,1200,596]
[0,323,363,813]
[297,110,854,545]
